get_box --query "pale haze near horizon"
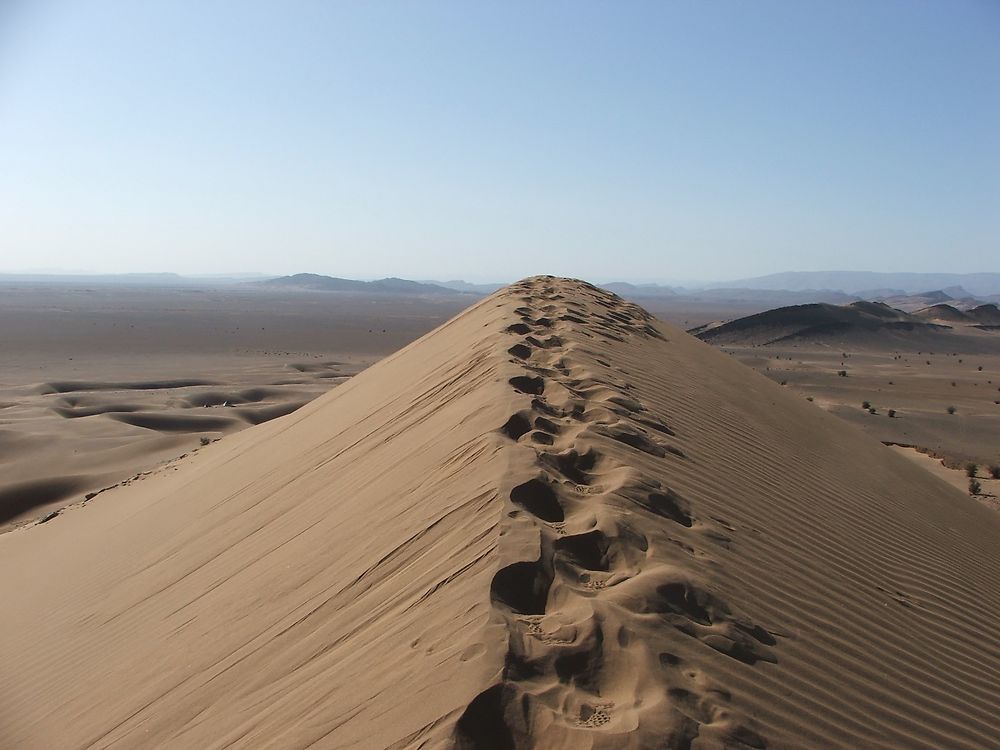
[0,1,997,283]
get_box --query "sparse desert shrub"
[969,478,981,496]
[947,405,957,414]
[951,381,957,387]
[200,436,211,446]
[989,465,1000,480]
[838,370,847,377]
[868,407,877,414]
[887,409,896,418]
[780,380,787,386]
[806,396,814,402]
[862,400,871,409]
[965,463,978,478]
[978,365,983,371]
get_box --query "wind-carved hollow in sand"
[509,478,564,522]
[490,559,552,615]
[507,343,532,360]
[499,413,532,442]
[635,488,694,527]
[508,375,545,395]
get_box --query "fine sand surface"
[719,345,1000,469]
[888,445,1000,510]
[2,277,1000,748]
[0,283,470,527]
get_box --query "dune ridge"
[1,277,999,749]
[457,279,775,748]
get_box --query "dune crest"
[457,279,773,748]
[2,277,999,749]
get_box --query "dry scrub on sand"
[1,277,999,748]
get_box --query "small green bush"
[969,478,981,496]
[947,405,956,415]
[887,409,896,418]
[838,370,847,377]
[989,465,1000,480]
[200,436,211,446]
[965,463,978,478]
[862,400,871,409]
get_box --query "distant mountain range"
[711,271,1000,297]
[0,272,269,285]
[4,270,999,305]
[426,280,506,294]
[254,274,466,295]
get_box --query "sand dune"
[0,282,472,528]
[2,277,999,748]
[0,374,349,527]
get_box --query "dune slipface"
[2,277,1000,749]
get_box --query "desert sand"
[887,445,1000,509]
[2,277,999,748]
[712,342,1000,471]
[689,298,1000,501]
[0,283,470,527]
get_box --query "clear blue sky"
[1,1,997,282]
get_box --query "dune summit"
[2,277,999,749]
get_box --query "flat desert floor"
[0,282,472,528]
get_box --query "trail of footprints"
[456,279,775,750]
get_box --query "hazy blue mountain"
[255,274,463,295]
[426,280,506,294]
[712,271,1000,296]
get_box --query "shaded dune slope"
[2,278,999,749]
